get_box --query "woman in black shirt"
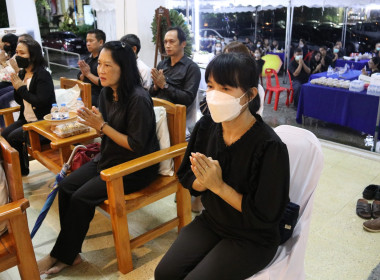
[37,41,160,275]
[155,53,289,280]
[2,38,55,176]
[310,51,323,74]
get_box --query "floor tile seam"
[320,139,380,161]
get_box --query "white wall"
[122,0,168,68]
[5,0,42,45]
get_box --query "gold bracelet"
[100,122,108,132]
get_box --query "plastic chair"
[264,68,290,111]
[247,125,324,280]
[286,70,295,104]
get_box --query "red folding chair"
[287,70,294,104]
[264,68,290,111]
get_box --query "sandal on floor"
[362,184,380,200]
[372,200,380,219]
[356,199,372,219]
[375,188,380,201]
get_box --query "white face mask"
[257,44,261,48]
[299,43,304,48]
[254,53,260,58]
[206,89,248,123]
[295,55,303,61]
[215,47,222,51]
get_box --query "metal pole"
[341,7,348,50]
[186,0,189,26]
[373,97,380,152]
[254,7,258,42]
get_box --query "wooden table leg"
[59,146,72,166]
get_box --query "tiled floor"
[0,139,379,280]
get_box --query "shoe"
[375,188,380,201]
[372,200,380,219]
[21,168,29,177]
[363,217,380,232]
[362,184,380,200]
[356,199,371,219]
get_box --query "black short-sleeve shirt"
[97,86,160,179]
[289,60,310,84]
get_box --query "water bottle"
[59,103,69,119]
[50,103,59,120]
[76,98,85,121]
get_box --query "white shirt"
[137,58,151,90]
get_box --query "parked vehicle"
[42,32,87,53]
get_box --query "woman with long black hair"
[37,41,160,275]
[1,38,55,175]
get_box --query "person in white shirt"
[120,34,151,90]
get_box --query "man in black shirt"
[77,29,105,107]
[288,47,310,107]
[149,26,201,132]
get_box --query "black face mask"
[3,45,11,54]
[15,56,30,69]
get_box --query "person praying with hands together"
[155,53,290,280]
[37,41,160,276]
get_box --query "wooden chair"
[99,98,192,274]
[0,77,91,128]
[0,136,39,279]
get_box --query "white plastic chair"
[247,125,324,280]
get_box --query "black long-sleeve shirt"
[15,67,55,121]
[149,55,201,108]
[177,114,290,246]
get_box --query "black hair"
[18,39,47,71]
[101,41,142,105]
[87,29,106,43]
[319,46,327,51]
[167,26,186,44]
[311,50,321,60]
[205,53,260,112]
[299,38,306,45]
[2,33,18,57]
[294,47,303,54]
[254,48,262,56]
[120,34,141,54]
[372,56,380,66]
[18,33,34,41]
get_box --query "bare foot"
[37,255,57,275]
[45,254,82,275]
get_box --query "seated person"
[155,52,289,280]
[214,41,223,56]
[37,41,160,275]
[149,27,201,134]
[263,38,271,54]
[271,39,281,51]
[2,38,55,176]
[319,46,333,72]
[289,47,311,107]
[373,42,380,58]
[0,33,18,89]
[298,39,309,57]
[120,34,151,90]
[77,29,106,107]
[309,51,323,74]
[253,48,265,76]
[361,57,380,76]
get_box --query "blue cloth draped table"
[335,59,369,70]
[308,70,361,82]
[296,83,379,135]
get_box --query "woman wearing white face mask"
[155,53,290,280]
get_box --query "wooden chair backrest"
[0,137,23,201]
[60,77,92,109]
[152,98,186,171]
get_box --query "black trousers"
[1,119,29,174]
[50,160,155,265]
[155,215,278,280]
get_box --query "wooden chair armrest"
[0,198,30,222]
[101,142,187,182]
[0,106,21,115]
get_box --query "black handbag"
[279,201,300,245]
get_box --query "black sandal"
[362,185,380,200]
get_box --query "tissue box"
[349,80,364,92]
[367,85,380,97]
